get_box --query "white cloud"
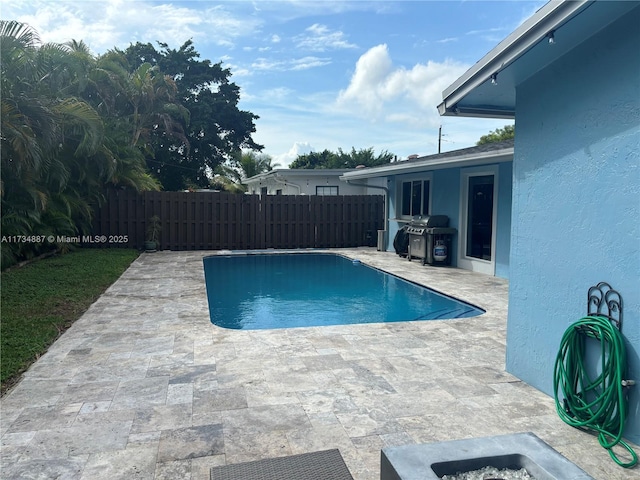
[465,26,511,44]
[295,23,357,52]
[465,27,506,36]
[5,0,262,53]
[262,87,295,102]
[251,56,331,72]
[251,58,281,71]
[437,37,458,44]
[336,44,469,128]
[291,56,332,70]
[336,44,393,117]
[251,0,398,22]
[227,63,252,77]
[273,142,315,167]
[271,34,281,43]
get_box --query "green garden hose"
[553,315,637,468]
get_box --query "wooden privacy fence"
[92,189,384,251]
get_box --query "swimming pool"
[203,253,483,330]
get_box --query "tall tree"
[289,147,394,169]
[338,147,395,168]
[289,149,338,169]
[124,40,263,190]
[73,48,186,191]
[476,125,515,145]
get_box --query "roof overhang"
[340,146,513,181]
[437,0,639,119]
[243,169,353,185]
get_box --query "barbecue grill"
[406,215,456,266]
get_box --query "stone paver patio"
[1,249,637,479]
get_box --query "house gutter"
[273,174,301,194]
[437,0,591,116]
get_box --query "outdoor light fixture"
[547,30,556,44]
[490,73,498,85]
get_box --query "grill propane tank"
[433,240,447,262]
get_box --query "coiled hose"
[553,315,637,468]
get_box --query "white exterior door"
[458,167,498,275]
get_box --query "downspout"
[274,174,302,194]
[345,179,389,247]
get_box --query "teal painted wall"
[386,177,401,253]
[495,161,512,279]
[507,8,640,444]
[385,162,512,279]
[432,168,461,264]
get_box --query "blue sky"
[2,0,545,166]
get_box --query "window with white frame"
[400,179,430,217]
[316,186,339,195]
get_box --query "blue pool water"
[203,253,483,330]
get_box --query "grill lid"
[409,215,449,228]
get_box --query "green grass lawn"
[1,248,139,394]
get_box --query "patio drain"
[380,432,594,480]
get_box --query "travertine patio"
[1,249,637,479]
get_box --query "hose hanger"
[553,282,637,468]
[587,282,622,330]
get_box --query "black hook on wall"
[587,282,623,330]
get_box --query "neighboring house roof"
[437,0,639,119]
[243,169,354,185]
[340,139,513,181]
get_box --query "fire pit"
[380,432,593,480]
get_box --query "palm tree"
[124,62,189,149]
[1,21,58,181]
[238,151,279,178]
[1,21,108,266]
[0,22,177,267]
[214,151,279,192]
[0,21,198,268]
[87,51,190,189]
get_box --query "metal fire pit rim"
[380,432,595,480]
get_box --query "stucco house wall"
[379,159,512,279]
[244,170,367,196]
[495,161,513,279]
[506,9,639,444]
[359,176,388,196]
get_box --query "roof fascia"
[243,169,353,184]
[279,169,352,176]
[438,0,590,116]
[340,147,513,180]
